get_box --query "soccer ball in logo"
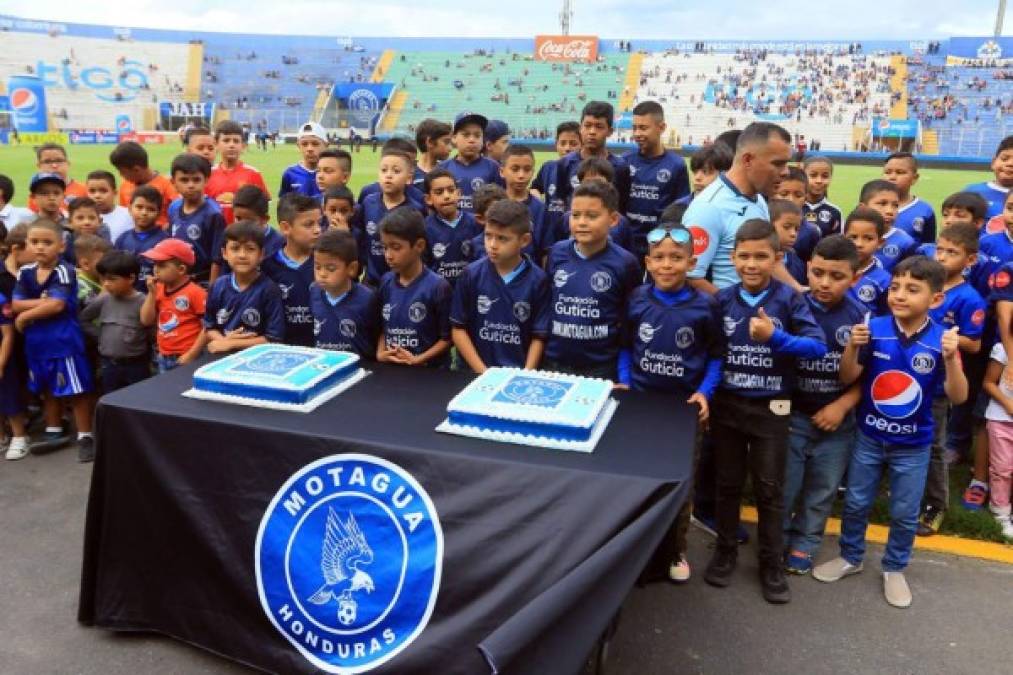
[657,169,671,183]
[513,301,531,322]
[337,598,357,626]
[675,326,694,349]
[340,319,357,338]
[819,210,831,223]
[911,353,935,374]
[432,243,447,259]
[10,88,38,115]
[409,302,427,323]
[553,269,571,288]
[638,322,656,343]
[590,271,612,293]
[471,178,485,192]
[858,285,876,302]
[242,308,261,326]
[835,325,852,347]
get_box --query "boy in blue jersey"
[204,221,286,353]
[963,135,1013,223]
[802,156,843,237]
[168,153,223,282]
[941,191,988,234]
[624,100,690,234]
[377,209,452,367]
[916,224,986,535]
[115,186,168,291]
[353,148,425,286]
[323,186,355,232]
[314,149,352,198]
[484,120,511,164]
[845,207,891,316]
[769,199,807,288]
[12,219,95,461]
[815,257,967,609]
[29,172,67,226]
[971,189,1013,299]
[884,152,936,244]
[451,200,550,371]
[773,166,820,264]
[261,194,321,347]
[618,222,722,583]
[861,179,917,272]
[501,145,547,257]
[279,121,327,199]
[677,144,732,207]
[544,182,641,379]
[704,219,826,604]
[358,138,426,207]
[532,121,581,240]
[415,118,453,176]
[211,185,285,285]
[783,236,865,575]
[423,168,481,287]
[438,112,504,214]
[555,101,631,212]
[310,229,379,356]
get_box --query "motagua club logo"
[256,454,443,673]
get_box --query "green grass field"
[0,142,994,216]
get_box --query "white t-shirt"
[986,342,1013,422]
[0,203,34,229]
[102,206,134,243]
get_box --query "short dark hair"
[378,207,426,245]
[892,255,945,292]
[581,101,614,128]
[319,148,352,173]
[690,144,733,173]
[323,185,355,207]
[845,207,886,237]
[0,174,15,204]
[68,197,98,216]
[109,141,148,169]
[995,135,1013,157]
[812,234,859,271]
[768,199,801,223]
[382,136,418,157]
[503,144,534,161]
[170,153,211,178]
[573,180,619,212]
[423,168,457,194]
[314,228,358,264]
[736,122,791,152]
[714,129,741,153]
[184,126,212,145]
[485,200,530,235]
[942,191,988,222]
[885,151,917,171]
[577,157,614,182]
[233,185,270,217]
[35,142,68,160]
[802,155,834,172]
[782,166,807,186]
[277,193,321,225]
[380,148,414,168]
[734,218,780,250]
[659,202,687,226]
[86,169,116,189]
[937,223,980,254]
[224,220,266,248]
[860,179,900,203]
[27,218,63,237]
[96,249,141,278]
[473,184,507,217]
[632,100,664,120]
[73,233,111,259]
[7,223,30,249]
[556,121,580,138]
[214,120,245,140]
[415,118,452,150]
[131,185,163,211]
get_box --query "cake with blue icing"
[183,344,367,412]
[436,368,618,452]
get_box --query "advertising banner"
[534,35,599,62]
[334,83,394,130]
[871,117,919,139]
[6,75,48,132]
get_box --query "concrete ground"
[2,446,1010,675]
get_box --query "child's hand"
[145,276,157,294]
[941,326,960,361]
[812,401,846,432]
[177,352,195,365]
[749,307,776,343]
[687,392,709,426]
[14,314,30,332]
[849,323,870,347]
[612,382,630,391]
[225,327,252,339]
[392,346,420,365]
[206,340,230,354]
[376,343,400,363]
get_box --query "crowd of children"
[2,103,1013,611]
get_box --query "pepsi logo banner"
[534,35,599,62]
[6,75,48,132]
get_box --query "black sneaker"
[916,505,944,536]
[704,548,737,588]
[77,436,95,463]
[29,430,71,455]
[760,565,791,604]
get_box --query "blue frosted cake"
[436,368,618,452]
[183,344,366,412]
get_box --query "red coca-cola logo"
[534,35,599,62]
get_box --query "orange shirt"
[28,178,88,213]
[154,279,206,355]
[118,173,178,226]
[206,161,269,224]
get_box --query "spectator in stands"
[484,120,511,164]
[206,120,269,224]
[28,144,88,214]
[280,121,328,200]
[438,112,504,215]
[109,141,178,227]
[415,118,453,175]
[184,127,217,165]
[86,171,133,243]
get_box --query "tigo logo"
[10,88,37,114]
[871,370,921,419]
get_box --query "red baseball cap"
[141,238,196,266]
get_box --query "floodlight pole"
[997,0,1007,39]
[560,0,573,35]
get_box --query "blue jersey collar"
[719,173,758,203]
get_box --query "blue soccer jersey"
[849,259,891,316]
[793,221,822,263]
[894,197,937,244]
[351,194,426,286]
[544,239,641,370]
[168,197,225,279]
[804,199,843,237]
[115,228,170,290]
[378,268,453,366]
[716,279,827,398]
[309,282,380,357]
[963,181,1009,219]
[794,294,867,415]
[437,156,504,213]
[203,273,286,341]
[929,281,986,395]
[970,230,1013,298]
[260,249,315,347]
[622,283,722,394]
[424,211,483,287]
[450,257,550,368]
[533,159,566,248]
[555,151,631,212]
[874,227,918,272]
[857,315,949,447]
[555,211,636,256]
[212,225,286,277]
[279,164,320,199]
[357,181,426,210]
[784,248,808,287]
[13,262,84,358]
[623,149,691,232]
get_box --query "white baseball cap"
[298,121,327,142]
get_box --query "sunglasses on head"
[646,226,692,246]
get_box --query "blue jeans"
[156,354,180,373]
[839,431,931,572]
[783,411,855,556]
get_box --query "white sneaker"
[669,556,691,583]
[812,556,863,583]
[998,516,1013,541]
[5,437,28,461]
[883,571,912,608]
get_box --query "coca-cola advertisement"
[534,35,599,62]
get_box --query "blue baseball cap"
[29,172,66,192]
[453,111,488,134]
[484,120,510,144]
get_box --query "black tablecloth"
[78,360,694,674]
